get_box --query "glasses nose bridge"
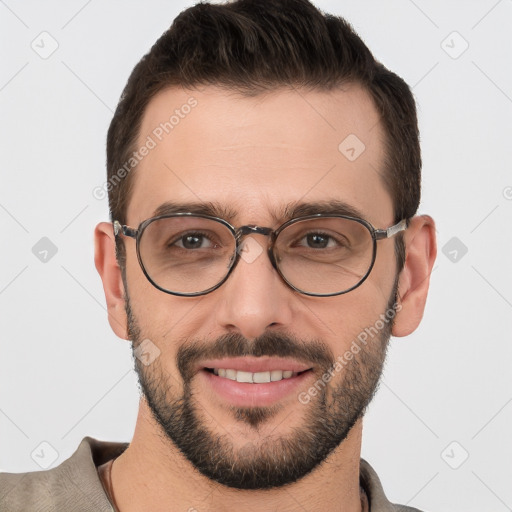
[236,225,274,238]
[233,224,278,270]
[235,224,276,252]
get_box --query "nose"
[214,235,294,339]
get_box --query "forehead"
[127,84,393,227]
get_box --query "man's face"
[122,84,399,489]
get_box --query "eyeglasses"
[113,213,407,297]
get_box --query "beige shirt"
[0,436,424,511]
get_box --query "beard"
[125,280,398,490]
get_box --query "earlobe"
[392,215,437,337]
[94,222,129,340]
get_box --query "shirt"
[0,436,424,511]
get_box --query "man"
[0,0,436,510]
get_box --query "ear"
[94,222,129,340]
[392,215,437,337]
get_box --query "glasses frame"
[113,213,407,297]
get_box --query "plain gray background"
[1,1,511,510]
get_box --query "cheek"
[124,272,207,351]
[370,239,399,290]
[310,299,392,391]
[339,240,399,326]
[308,283,393,354]
[124,261,169,338]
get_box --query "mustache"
[176,331,335,383]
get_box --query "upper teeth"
[212,369,296,383]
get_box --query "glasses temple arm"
[374,219,408,240]
[113,220,137,238]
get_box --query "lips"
[196,356,315,407]
[200,368,313,407]
[198,356,312,374]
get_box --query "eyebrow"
[150,199,368,225]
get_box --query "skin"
[95,84,436,511]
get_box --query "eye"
[172,232,216,250]
[297,232,344,249]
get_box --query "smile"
[204,368,309,383]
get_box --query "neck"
[111,399,364,512]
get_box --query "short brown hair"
[107,0,421,273]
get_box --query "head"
[95,0,436,491]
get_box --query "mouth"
[196,357,315,407]
[203,367,311,383]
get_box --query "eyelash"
[168,231,218,249]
